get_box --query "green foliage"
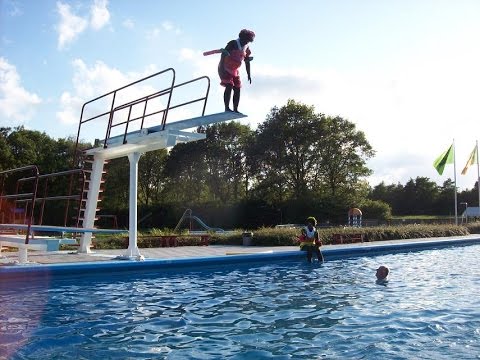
[358,198,392,220]
[86,223,477,249]
[369,177,475,217]
[250,100,374,202]
[212,223,471,246]
[138,149,168,205]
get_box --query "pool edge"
[1,236,479,278]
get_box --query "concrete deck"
[1,234,479,267]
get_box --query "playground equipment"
[174,209,224,233]
[348,207,362,227]
[0,68,246,262]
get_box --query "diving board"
[0,235,77,264]
[0,223,127,234]
[0,224,126,264]
[88,111,248,158]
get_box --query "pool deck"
[1,234,479,270]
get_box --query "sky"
[1,0,480,191]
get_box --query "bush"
[66,222,479,250]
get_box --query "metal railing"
[72,68,175,163]
[16,169,86,228]
[0,167,88,244]
[0,165,39,244]
[73,67,211,159]
[108,75,211,146]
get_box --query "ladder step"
[74,217,99,221]
[84,179,106,184]
[76,207,101,213]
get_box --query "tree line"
[1,100,477,229]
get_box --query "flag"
[433,144,454,175]
[461,144,478,175]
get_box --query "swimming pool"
[1,244,479,359]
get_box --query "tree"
[315,115,375,197]
[138,149,168,206]
[370,181,404,214]
[434,179,456,215]
[252,100,323,201]
[102,157,129,210]
[252,100,375,203]
[0,127,14,171]
[204,122,253,203]
[162,140,210,204]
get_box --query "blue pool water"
[1,245,479,359]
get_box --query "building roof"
[462,207,480,217]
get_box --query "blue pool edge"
[1,236,480,278]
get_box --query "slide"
[189,216,224,233]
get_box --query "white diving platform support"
[82,111,247,259]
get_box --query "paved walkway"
[1,234,479,266]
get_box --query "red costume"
[218,39,252,88]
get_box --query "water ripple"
[1,245,479,359]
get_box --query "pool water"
[1,245,479,359]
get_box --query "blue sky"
[1,0,480,190]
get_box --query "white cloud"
[5,0,23,17]
[122,18,134,29]
[56,0,111,50]
[56,2,88,50]
[57,59,171,139]
[0,57,42,125]
[90,0,110,30]
[146,27,161,39]
[162,20,181,34]
[147,20,181,39]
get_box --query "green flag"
[433,144,454,175]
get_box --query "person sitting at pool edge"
[298,216,324,263]
[376,265,390,282]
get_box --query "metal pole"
[453,139,458,225]
[125,152,143,260]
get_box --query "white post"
[453,139,458,225]
[476,140,480,215]
[125,152,143,260]
[18,246,28,264]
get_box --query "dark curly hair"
[239,29,255,42]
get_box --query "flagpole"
[453,139,458,225]
[477,140,480,213]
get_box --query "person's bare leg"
[233,86,240,112]
[224,84,233,111]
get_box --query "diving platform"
[81,109,248,259]
[85,111,247,160]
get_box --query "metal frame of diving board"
[82,111,247,260]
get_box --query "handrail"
[74,68,176,161]
[106,75,211,145]
[74,67,211,155]
[162,75,210,130]
[0,165,39,244]
[16,169,86,227]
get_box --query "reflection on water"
[1,245,479,359]
[0,273,51,359]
